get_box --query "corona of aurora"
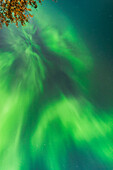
[0,2,113,170]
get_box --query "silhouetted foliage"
[0,0,54,28]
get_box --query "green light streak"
[0,4,113,170]
[31,96,113,168]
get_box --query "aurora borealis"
[0,1,113,170]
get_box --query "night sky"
[0,0,113,169]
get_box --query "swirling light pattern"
[0,3,113,170]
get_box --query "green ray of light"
[0,3,113,170]
[31,95,113,168]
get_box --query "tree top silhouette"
[0,0,55,28]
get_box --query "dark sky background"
[56,0,113,60]
[54,0,113,109]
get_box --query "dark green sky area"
[0,1,113,170]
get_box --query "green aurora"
[0,4,113,170]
